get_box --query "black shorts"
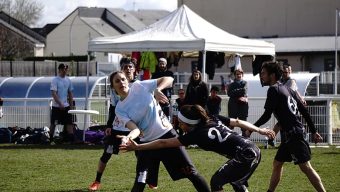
[275,134,311,164]
[50,106,73,125]
[210,143,261,191]
[103,129,130,155]
[136,129,198,183]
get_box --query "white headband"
[178,111,201,125]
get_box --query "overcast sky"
[34,0,177,27]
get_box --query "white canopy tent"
[88,4,275,80]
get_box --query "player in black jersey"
[254,61,325,192]
[120,105,275,192]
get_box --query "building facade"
[178,0,340,74]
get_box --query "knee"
[100,152,112,164]
[299,162,314,174]
[272,161,283,171]
[210,174,223,191]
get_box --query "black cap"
[58,63,68,70]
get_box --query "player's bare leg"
[268,160,284,192]
[298,161,326,192]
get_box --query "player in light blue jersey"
[89,58,158,191]
[111,71,210,192]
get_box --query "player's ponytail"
[179,105,209,127]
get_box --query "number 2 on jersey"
[208,127,230,142]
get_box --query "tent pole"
[82,53,90,142]
[202,50,207,81]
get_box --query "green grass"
[0,144,339,192]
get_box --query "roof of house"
[80,17,121,36]
[128,9,170,26]
[0,11,45,44]
[32,24,58,37]
[59,7,170,37]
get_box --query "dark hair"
[261,61,283,81]
[109,71,125,89]
[120,57,133,68]
[180,105,209,127]
[58,63,68,70]
[282,63,291,70]
[189,69,202,82]
[210,86,219,92]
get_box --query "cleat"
[89,181,100,191]
[148,184,158,190]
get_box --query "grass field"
[0,144,339,192]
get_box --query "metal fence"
[1,97,339,145]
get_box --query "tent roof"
[88,5,275,55]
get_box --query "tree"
[0,0,43,26]
[0,0,43,60]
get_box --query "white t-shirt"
[50,76,74,107]
[115,80,173,142]
[112,116,129,132]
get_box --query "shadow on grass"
[0,143,103,150]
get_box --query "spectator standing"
[121,104,275,192]
[111,72,210,192]
[152,58,174,119]
[184,70,209,109]
[49,63,74,143]
[280,64,306,105]
[175,88,186,111]
[206,86,222,116]
[227,68,249,137]
[254,61,325,192]
[173,89,186,135]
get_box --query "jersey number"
[208,128,230,143]
[287,95,298,115]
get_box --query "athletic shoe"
[89,181,100,191]
[148,184,158,190]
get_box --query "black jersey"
[263,83,316,135]
[178,120,253,159]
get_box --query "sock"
[131,182,146,192]
[95,172,103,182]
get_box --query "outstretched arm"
[120,120,141,143]
[156,76,174,90]
[254,109,272,127]
[154,77,174,104]
[230,118,275,139]
[119,137,182,151]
